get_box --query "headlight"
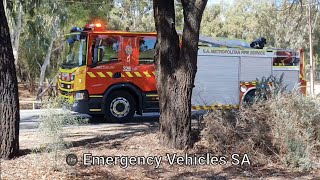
[240,85,248,93]
[75,92,85,100]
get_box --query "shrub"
[200,78,320,170]
[268,93,320,169]
[200,103,276,165]
[37,97,88,170]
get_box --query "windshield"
[62,34,86,67]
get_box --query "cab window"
[93,35,119,64]
[139,36,156,64]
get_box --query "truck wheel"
[104,90,136,123]
[243,89,256,104]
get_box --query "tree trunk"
[0,1,20,159]
[13,2,22,66]
[4,0,23,67]
[36,16,59,101]
[37,36,54,100]
[308,0,315,96]
[153,0,207,149]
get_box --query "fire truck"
[58,23,307,122]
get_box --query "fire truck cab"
[58,23,306,122]
[59,24,159,122]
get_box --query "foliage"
[200,80,320,170]
[109,0,154,31]
[254,74,287,101]
[37,96,88,169]
[269,93,320,169]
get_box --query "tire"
[243,89,256,104]
[104,90,136,123]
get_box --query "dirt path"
[1,120,319,180]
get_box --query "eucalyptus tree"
[200,3,225,37]
[18,0,69,99]
[4,0,23,66]
[0,0,20,159]
[109,0,154,31]
[66,0,114,28]
[153,0,208,149]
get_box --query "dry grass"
[200,93,320,170]
[2,122,319,179]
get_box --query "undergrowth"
[200,76,320,170]
[36,97,88,170]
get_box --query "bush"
[200,102,276,165]
[269,94,320,169]
[37,97,88,170]
[201,84,320,170]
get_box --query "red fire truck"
[58,23,306,122]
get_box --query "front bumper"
[72,96,104,115]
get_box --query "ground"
[18,83,37,109]
[1,117,319,179]
[2,83,318,179]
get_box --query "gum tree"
[153,0,208,149]
[0,0,20,159]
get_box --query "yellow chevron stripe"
[146,94,158,97]
[126,72,134,78]
[134,72,142,77]
[192,105,239,110]
[97,72,106,78]
[106,72,113,77]
[89,109,101,112]
[90,95,103,98]
[87,72,96,78]
[143,71,151,77]
[152,71,156,76]
[121,73,125,78]
[240,82,257,86]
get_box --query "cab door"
[133,36,157,91]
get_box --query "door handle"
[113,72,121,78]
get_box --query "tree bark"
[0,1,20,159]
[153,0,207,149]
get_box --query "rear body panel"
[194,56,240,105]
